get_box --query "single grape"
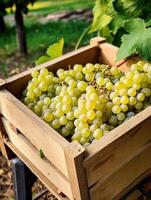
[93,129,103,139]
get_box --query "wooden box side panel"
[2,118,73,200]
[0,89,70,178]
[84,106,151,187]
[89,142,151,200]
[4,45,99,97]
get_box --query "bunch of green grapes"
[23,61,151,146]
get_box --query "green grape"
[26,91,34,99]
[33,87,42,97]
[110,67,120,76]
[51,119,61,129]
[135,102,143,109]
[106,82,113,91]
[85,63,95,72]
[28,103,35,110]
[55,109,64,118]
[132,83,140,90]
[40,68,48,76]
[61,127,70,137]
[63,95,72,104]
[108,115,118,126]
[100,124,110,132]
[112,97,121,105]
[39,81,47,91]
[110,92,118,100]
[75,72,83,80]
[112,105,121,114]
[96,110,103,118]
[43,112,53,123]
[60,116,68,125]
[34,105,41,114]
[31,70,39,78]
[86,100,96,110]
[129,97,137,105]
[46,74,54,84]
[85,73,94,81]
[96,77,105,86]
[80,137,89,145]
[82,128,91,137]
[128,88,136,97]
[69,79,77,88]
[44,97,51,106]
[93,129,103,139]
[141,88,151,97]
[62,104,71,114]
[123,78,132,87]
[66,112,74,120]
[74,64,83,72]
[87,110,96,120]
[79,114,87,122]
[77,81,87,91]
[65,121,74,130]
[133,73,142,83]
[120,96,129,104]
[71,97,78,106]
[137,93,145,102]
[117,112,125,121]
[119,89,127,96]
[74,119,80,127]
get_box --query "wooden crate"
[0,37,151,200]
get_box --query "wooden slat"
[2,118,73,200]
[89,142,151,200]
[4,45,99,97]
[65,141,89,200]
[0,89,69,177]
[5,141,70,200]
[85,106,151,187]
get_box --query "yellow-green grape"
[74,109,80,118]
[74,119,80,127]
[85,63,95,72]
[131,64,139,71]
[106,82,113,91]
[112,105,121,114]
[71,97,78,106]
[34,105,41,114]
[43,97,51,106]
[85,73,94,81]
[141,88,151,97]
[137,93,145,102]
[80,137,89,145]
[112,97,121,105]
[123,78,133,87]
[126,71,134,79]
[110,66,120,76]
[61,127,70,137]
[79,114,87,122]
[96,110,103,118]
[72,132,81,141]
[93,129,103,139]
[117,112,125,121]
[119,89,127,96]
[60,116,68,125]
[96,77,105,86]
[75,72,83,80]
[135,102,143,110]
[129,97,137,105]
[68,79,76,88]
[40,68,48,76]
[120,104,128,112]
[90,124,98,132]
[62,104,71,114]
[43,112,53,122]
[31,70,39,78]
[100,124,110,132]
[26,91,34,99]
[99,94,107,103]
[66,112,74,120]
[33,87,42,97]
[110,91,118,99]
[128,88,136,97]
[133,83,140,90]
[87,110,96,120]
[77,81,88,91]
[46,74,54,84]
[51,119,61,129]
[82,128,91,137]
[133,73,142,83]
[120,96,129,104]
[57,68,64,76]
[86,85,96,93]
[39,81,47,91]
[108,115,118,126]
[114,82,125,90]
[55,109,64,118]
[27,103,35,110]
[74,64,83,72]
[65,121,74,130]
[79,122,89,129]
[86,100,96,110]
[63,95,72,105]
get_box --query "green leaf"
[117,19,151,61]
[89,0,114,33]
[47,38,64,59]
[35,56,50,65]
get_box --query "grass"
[0,0,94,77]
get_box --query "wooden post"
[65,141,89,200]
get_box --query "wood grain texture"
[0,89,69,178]
[84,115,151,187]
[89,142,151,200]
[65,141,89,200]
[3,118,73,200]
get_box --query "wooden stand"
[0,37,151,200]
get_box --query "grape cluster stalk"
[23,61,151,146]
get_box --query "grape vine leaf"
[35,56,50,65]
[47,38,64,59]
[89,0,114,33]
[35,38,64,65]
[116,18,151,61]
